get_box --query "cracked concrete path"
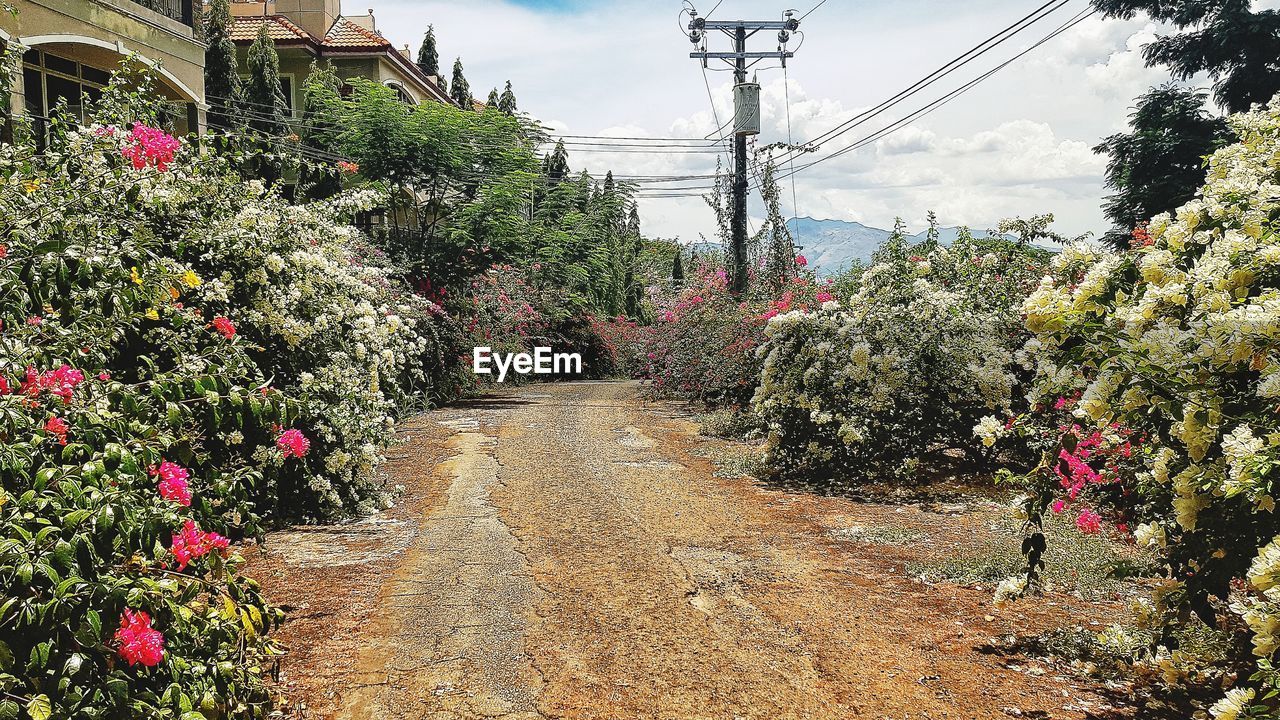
[263,381,1127,720]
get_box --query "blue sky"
[365,0,1279,242]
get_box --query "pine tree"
[204,0,242,130]
[449,58,472,108]
[542,141,570,182]
[417,25,440,78]
[1093,84,1230,248]
[671,249,685,287]
[1092,0,1280,112]
[498,81,517,115]
[486,88,500,108]
[298,62,344,199]
[245,23,289,137]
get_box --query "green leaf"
[26,695,50,720]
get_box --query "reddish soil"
[251,382,1137,719]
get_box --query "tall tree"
[486,88,500,108]
[449,58,472,108]
[542,141,570,183]
[1092,0,1280,112]
[244,23,289,137]
[298,62,344,199]
[1093,84,1231,248]
[203,0,241,130]
[416,25,440,78]
[671,249,685,287]
[498,81,518,115]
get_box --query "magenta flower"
[115,609,165,667]
[169,519,229,570]
[154,462,192,507]
[276,428,311,458]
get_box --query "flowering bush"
[753,232,1049,480]
[637,263,834,407]
[1002,97,1280,716]
[0,86,437,715]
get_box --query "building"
[2,0,205,133]
[228,0,451,115]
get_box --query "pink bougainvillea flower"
[26,315,42,326]
[1051,499,1066,514]
[115,609,165,667]
[795,254,808,267]
[120,124,180,171]
[337,160,360,174]
[276,428,311,458]
[21,364,86,403]
[0,243,7,258]
[815,291,834,303]
[169,519,230,571]
[98,371,111,381]
[1076,508,1102,535]
[210,316,236,339]
[153,462,192,507]
[0,376,9,395]
[44,416,69,445]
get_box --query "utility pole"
[686,8,800,294]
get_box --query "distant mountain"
[786,217,1010,275]
[679,217,1026,277]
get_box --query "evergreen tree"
[244,23,289,182]
[498,81,517,115]
[486,88,500,108]
[298,62,344,199]
[671,249,685,287]
[203,0,242,130]
[1093,84,1231,248]
[1092,0,1280,112]
[542,141,570,182]
[757,162,796,290]
[449,58,472,108]
[416,25,440,78]
[245,23,289,137]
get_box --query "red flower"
[20,364,86,403]
[114,609,165,667]
[0,244,7,258]
[795,254,808,267]
[44,416,69,445]
[153,462,192,507]
[26,315,42,326]
[210,316,236,339]
[98,371,111,381]
[337,160,360,174]
[169,520,230,571]
[1076,508,1102,535]
[276,428,310,458]
[120,124,180,172]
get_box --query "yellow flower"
[168,286,180,301]
[22,179,40,194]
[131,267,143,285]
[145,308,159,321]
[179,270,202,288]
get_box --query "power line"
[799,0,829,21]
[776,6,1096,181]
[769,0,1073,168]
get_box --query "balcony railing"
[129,0,195,27]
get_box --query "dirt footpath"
[254,381,1126,720]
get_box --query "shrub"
[753,232,1049,481]
[639,262,833,407]
[1001,96,1280,715]
[0,121,292,718]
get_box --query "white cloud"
[366,0,1208,241]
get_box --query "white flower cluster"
[754,233,1045,477]
[1020,95,1280,711]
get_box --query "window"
[22,49,106,126]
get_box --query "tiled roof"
[321,16,390,49]
[230,15,312,43]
